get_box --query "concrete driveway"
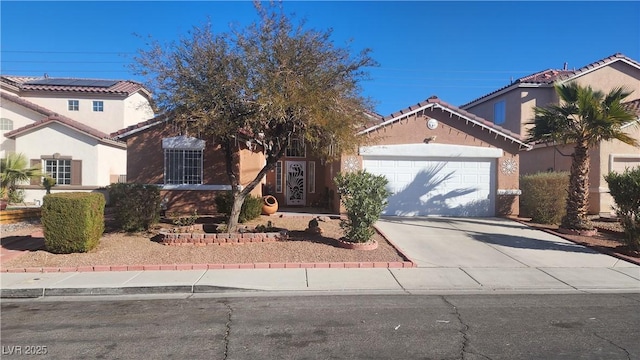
[376,217,636,268]
[375,217,640,291]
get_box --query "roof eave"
[358,102,531,150]
[460,82,550,109]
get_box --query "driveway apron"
[376,217,638,269]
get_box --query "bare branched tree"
[133,2,377,231]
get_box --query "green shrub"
[335,170,390,243]
[605,166,640,250]
[214,192,263,223]
[107,183,161,232]
[41,192,105,254]
[520,172,569,224]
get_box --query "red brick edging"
[157,227,287,246]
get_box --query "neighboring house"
[460,53,640,215]
[0,75,154,203]
[115,96,530,217]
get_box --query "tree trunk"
[227,189,247,233]
[561,141,592,230]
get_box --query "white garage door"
[363,157,495,217]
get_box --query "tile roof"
[110,114,170,139]
[1,92,124,146]
[623,98,640,117]
[460,53,640,108]
[361,95,530,149]
[1,75,150,97]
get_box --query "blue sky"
[1,1,639,116]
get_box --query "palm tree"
[0,153,42,203]
[527,82,638,230]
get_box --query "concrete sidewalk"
[2,217,639,298]
[2,266,639,298]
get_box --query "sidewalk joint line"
[536,268,580,291]
[387,268,409,294]
[610,267,640,282]
[459,268,483,287]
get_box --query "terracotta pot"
[0,199,8,211]
[262,195,278,215]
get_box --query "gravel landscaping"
[1,215,408,268]
[2,214,638,269]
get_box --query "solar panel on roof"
[24,78,118,88]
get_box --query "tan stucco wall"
[570,61,640,103]
[238,147,265,198]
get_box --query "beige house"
[461,53,640,215]
[0,76,154,204]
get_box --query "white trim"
[621,118,640,129]
[160,184,235,191]
[360,143,503,159]
[497,189,522,195]
[608,153,640,173]
[162,136,205,150]
[557,58,640,85]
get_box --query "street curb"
[0,285,255,299]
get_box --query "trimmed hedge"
[41,192,105,254]
[107,183,161,232]
[605,166,640,250]
[214,192,263,223]
[520,172,569,224]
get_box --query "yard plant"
[107,183,162,232]
[527,83,638,231]
[335,170,390,243]
[604,166,640,250]
[41,192,105,254]
[519,171,569,224]
[1,152,41,204]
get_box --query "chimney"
[563,62,568,71]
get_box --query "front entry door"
[285,161,306,206]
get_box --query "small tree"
[0,152,41,202]
[604,167,640,250]
[335,170,390,243]
[134,2,377,232]
[527,83,638,230]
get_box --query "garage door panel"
[362,158,495,217]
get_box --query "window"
[275,161,283,193]
[164,149,203,184]
[45,159,72,185]
[493,100,506,125]
[162,136,205,185]
[0,118,13,131]
[285,138,305,157]
[68,100,79,111]
[93,101,104,112]
[308,161,316,194]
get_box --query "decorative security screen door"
[285,161,306,206]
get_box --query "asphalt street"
[2,293,639,360]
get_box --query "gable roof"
[1,75,151,98]
[1,92,125,147]
[360,96,531,150]
[461,53,640,108]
